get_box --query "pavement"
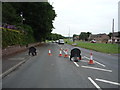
[2,43,120,89]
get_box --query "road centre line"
[81,66,112,72]
[84,56,106,67]
[88,77,102,90]
[95,78,120,86]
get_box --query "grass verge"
[64,39,119,54]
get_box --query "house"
[108,32,120,43]
[88,33,109,43]
[73,35,79,40]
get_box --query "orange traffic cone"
[48,49,52,56]
[64,49,69,58]
[59,49,62,56]
[88,53,94,64]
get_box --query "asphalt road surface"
[2,43,119,89]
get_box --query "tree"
[79,32,91,41]
[2,2,57,48]
[2,2,21,25]
[2,2,56,42]
[108,33,112,39]
[46,33,64,40]
[73,34,78,42]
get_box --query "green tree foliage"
[9,2,56,41]
[108,33,112,39]
[46,33,64,40]
[2,2,21,25]
[79,32,91,41]
[2,2,56,47]
[73,34,78,38]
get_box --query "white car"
[58,39,64,44]
[55,40,59,43]
[91,40,96,43]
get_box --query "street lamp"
[20,12,25,24]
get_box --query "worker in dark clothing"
[70,48,81,62]
[28,46,37,56]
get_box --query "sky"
[49,0,119,37]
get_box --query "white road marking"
[57,44,79,67]
[96,78,120,86]
[68,56,70,58]
[88,77,102,90]
[0,60,26,78]
[81,66,112,72]
[84,56,106,67]
[84,56,90,59]
[73,62,79,67]
[94,61,105,67]
[80,60,88,62]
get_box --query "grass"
[64,39,119,54]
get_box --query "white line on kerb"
[0,60,26,78]
[73,62,79,67]
[88,77,102,90]
[96,78,120,86]
[84,56,105,67]
[81,66,112,72]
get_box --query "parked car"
[91,40,96,43]
[58,39,64,44]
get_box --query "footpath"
[1,42,43,78]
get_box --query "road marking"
[81,66,112,72]
[84,56,90,59]
[88,77,102,90]
[80,60,88,62]
[57,45,79,67]
[94,61,105,67]
[0,59,26,78]
[73,62,79,67]
[95,78,120,86]
[84,56,105,67]
[68,56,70,58]
[63,50,67,54]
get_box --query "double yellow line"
[0,27,20,33]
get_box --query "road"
[2,43,119,89]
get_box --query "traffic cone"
[48,49,52,56]
[88,53,94,64]
[59,49,62,56]
[64,49,69,58]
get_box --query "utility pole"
[112,19,114,44]
[68,27,70,41]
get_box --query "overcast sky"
[50,0,119,37]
